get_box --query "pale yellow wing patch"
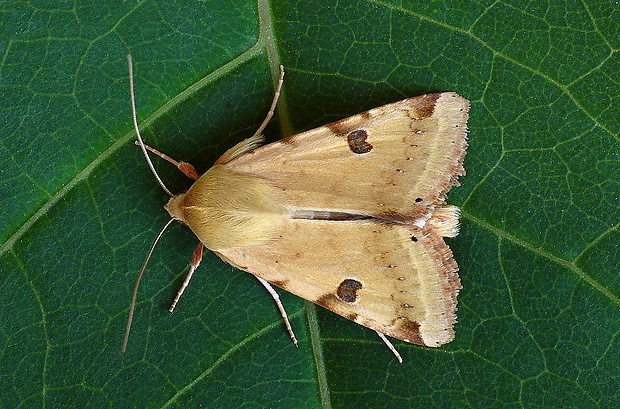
[226,93,468,220]
[216,216,460,347]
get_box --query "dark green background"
[1,0,619,407]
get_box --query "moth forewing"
[223,93,468,221]
[216,215,461,347]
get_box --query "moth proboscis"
[121,55,469,364]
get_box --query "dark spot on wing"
[398,318,424,345]
[336,279,363,303]
[315,293,339,309]
[325,117,350,135]
[409,94,440,120]
[345,313,359,322]
[347,129,372,154]
[270,279,289,289]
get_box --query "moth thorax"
[165,194,187,223]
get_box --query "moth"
[122,56,469,363]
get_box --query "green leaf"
[1,0,619,407]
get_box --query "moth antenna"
[121,218,176,354]
[127,54,174,197]
[249,65,285,139]
[375,331,403,364]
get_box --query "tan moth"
[122,56,469,363]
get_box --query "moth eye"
[410,235,418,242]
[415,197,423,203]
[336,279,363,303]
[346,129,373,154]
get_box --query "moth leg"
[169,243,204,312]
[133,141,200,181]
[255,276,298,346]
[375,331,403,364]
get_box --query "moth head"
[164,194,187,223]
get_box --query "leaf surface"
[1,0,619,407]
